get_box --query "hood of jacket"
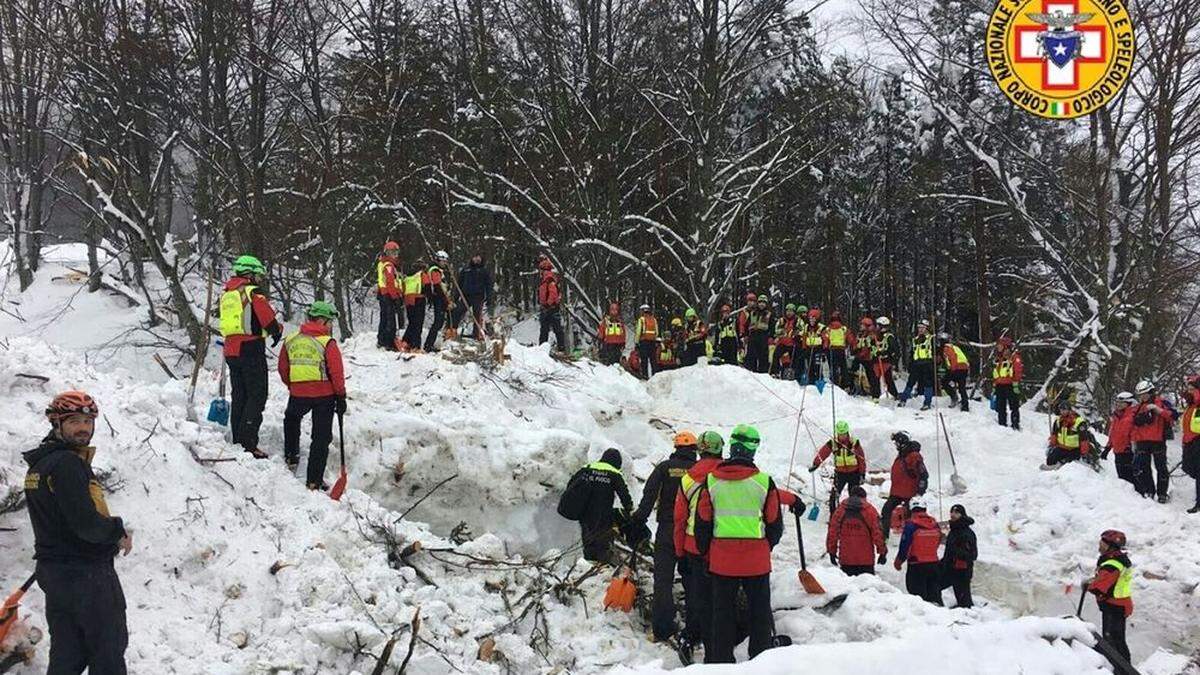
[711,457,761,481]
[298,320,331,337]
[950,516,975,529]
[24,433,92,467]
[224,276,254,292]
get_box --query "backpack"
[556,470,588,521]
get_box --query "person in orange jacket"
[399,259,428,351]
[1182,376,1200,513]
[826,486,886,576]
[1088,530,1133,662]
[810,420,867,516]
[220,255,283,459]
[772,304,799,375]
[597,301,626,366]
[278,301,347,490]
[938,333,970,412]
[536,254,565,351]
[992,336,1023,430]
[1045,400,1095,468]
[375,240,403,350]
[893,498,943,605]
[1102,392,1137,488]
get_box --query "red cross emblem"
[1014,1,1107,91]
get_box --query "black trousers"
[797,347,822,383]
[994,383,1021,429]
[684,553,712,650]
[905,562,942,605]
[450,296,486,338]
[828,349,847,387]
[227,348,268,452]
[1184,438,1200,505]
[401,302,425,349]
[680,342,698,367]
[879,495,908,540]
[424,299,448,350]
[940,565,974,608]
[710,573,772,664]
[539,308,565,349]
[1133,441,1169,498]
[599,343,622,365]
[1114,452,1136,488]
[943,370,969,410]
[841,564,874,576]
[38,561,128,675]
[377,295,400,349]
[651,522,683,640]
[829,472,862,516]
[852,358,880,397]
[719,337,739,365]
[1100,603,1130,662]
[637,341,656,378]
[745,332,769,373]
[902,361,934,406]
[283,396,336,486]
[1046,446,1082,467]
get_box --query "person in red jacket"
[278,301,347,490]
[596,301,626,366]
[938,333,970,412]
[376,241,403,350]
[992,336,1023,430]
[1102,391,1137,488]
[220,255,283,459]
[880,432,927,541]
[694,424,802,664]
[893,498,943,605]
[1180,376,1200,513]
[827,486,886,576]
[671,430,724,659]
[850,316,879,397]
[536,254,565,351]
[1130,380,1176,502]
[809,420,867,517]
[797,308,829,385]
[1088,529,1133,662]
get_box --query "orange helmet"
[859,316,874,328]
[46,391,99,423]
[808,308,821,320]
[673,430,698,447]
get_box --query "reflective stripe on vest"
[707,472,771,539]
[637,316,658,341]
[219,285,261,338]
[828,326,847,347]
[1056,416,1084,449]
[948,344,968,368]
[1101,559,1132,599]
[720,319,736,339]
[751,313,770,331]
[993,358,1015,380]
[604,319,624,337]
[587,460,621,475]
[804,324,825,346]
[912,335,933,360]
[376,260,393,290]
[832,439,859,469]
[681,474,703,537]
[284,333,333,383]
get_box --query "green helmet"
[307,300,338,320]
[730,424,761,456]
[797,304,808,315]
[785,303,797,313]
[232,255,266,276]
[699,430,725,456]
[685,308,698,319]
[835,420,850,436]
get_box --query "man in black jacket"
[633,432,698,642]
[452,254,494,339]
[24,391,132,675]
[941,504,977,608]
[557,448,634,563]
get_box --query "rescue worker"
[220,255,282,458]
[744,296,773,374]
[893,497,942,605]
[1131,380,1174,502]
[673,430,726,659]
[278,301,348,490]
[851,316,879,397]
[874,316,901,400]
[557,448,634,563]
[423,251,454,352]
[938,333,970,411]
[1046,400,1094,468]
[635,305,659,378]
[375,241,403,350]
[1181,376,1200,513]
[992,336,1023,430]
[625,347,642,377]
[879,432,927,542]
[633,432,699,643]
[597,302,626,366]
[940,504,976,608]
[1102,392,1138,488]
[826,486,886,576]
[24,391,132,674]
[772,304,799,375]
[451,253,493,339]
[797,308,828,385]
[825,311,853,388]
[681,309,708,367]
[694,424,801,664]
[736,293,756,355]
[1088,530,1133,662]
[900,320,935,410]
[536,254,566,351]
[716,303,739,365]
[657,318,683,371]
[809,421,867,517]
[399,259,428,351]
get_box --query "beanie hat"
[600,448,622,469]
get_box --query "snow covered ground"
[1,252,1198,673]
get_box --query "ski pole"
[1075,582,1089,618]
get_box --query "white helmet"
[1116,391,1135,404]
[917,319,931,328]
[435,250,449,261]
[876,316,891,327]
[908,497,927,511]
[1135,380,1155,395]
[640,304,651,311]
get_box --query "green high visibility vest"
[706,471,771,539]
[912,335,933,361]
[1056,416,1085,449]
[1187,406,1200,435]
[1100,559,1132,599]
[284,333,334,382]
[402,274,423,296]
[828,326,848,347]
[219,285,263,338]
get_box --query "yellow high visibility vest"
[402,274,423,296]
[284,333,334,382]
[1100,559,1132,599]
[636,316,658,341]
[912,335,933,361]
[219,285,263,338]
[377,260,395,290]
[1056,416,1084,449]
[803,323,825,347]
[832,438,859,468]
[993,359,1015,380]
[828,326,847,347]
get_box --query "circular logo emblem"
[985,0,1135,120]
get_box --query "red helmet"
[608,301,620,314]
[745,292,757,303]
[46,391,99,423]
[997,336,1014,349]
[1186,374,1200,389]
[383,240,399,251]
[1100,529,1126,549]
[859,316,874,328]
[808,308,821,320]
[538,257,553,271]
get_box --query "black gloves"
[877,553,887,565]
[270,332,282,348]
[788,498,807,516]
[808,465,818,473]
[829,553,837,566]
[1101,447,1111,460]
[336,397,347,415]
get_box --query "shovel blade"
[207,398,229,426]
[806,504,820,522]
[798,569,825,595]
[814,378,826,394]
[949,473,968,495]
[329,468,348,501]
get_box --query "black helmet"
[891,431,910,446]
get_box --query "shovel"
[207,343,230,426]
[0,574,35,647]
[938,413,968,495]
[603,549,638,612]
[794,512,825,594]
[329,412,348,501]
